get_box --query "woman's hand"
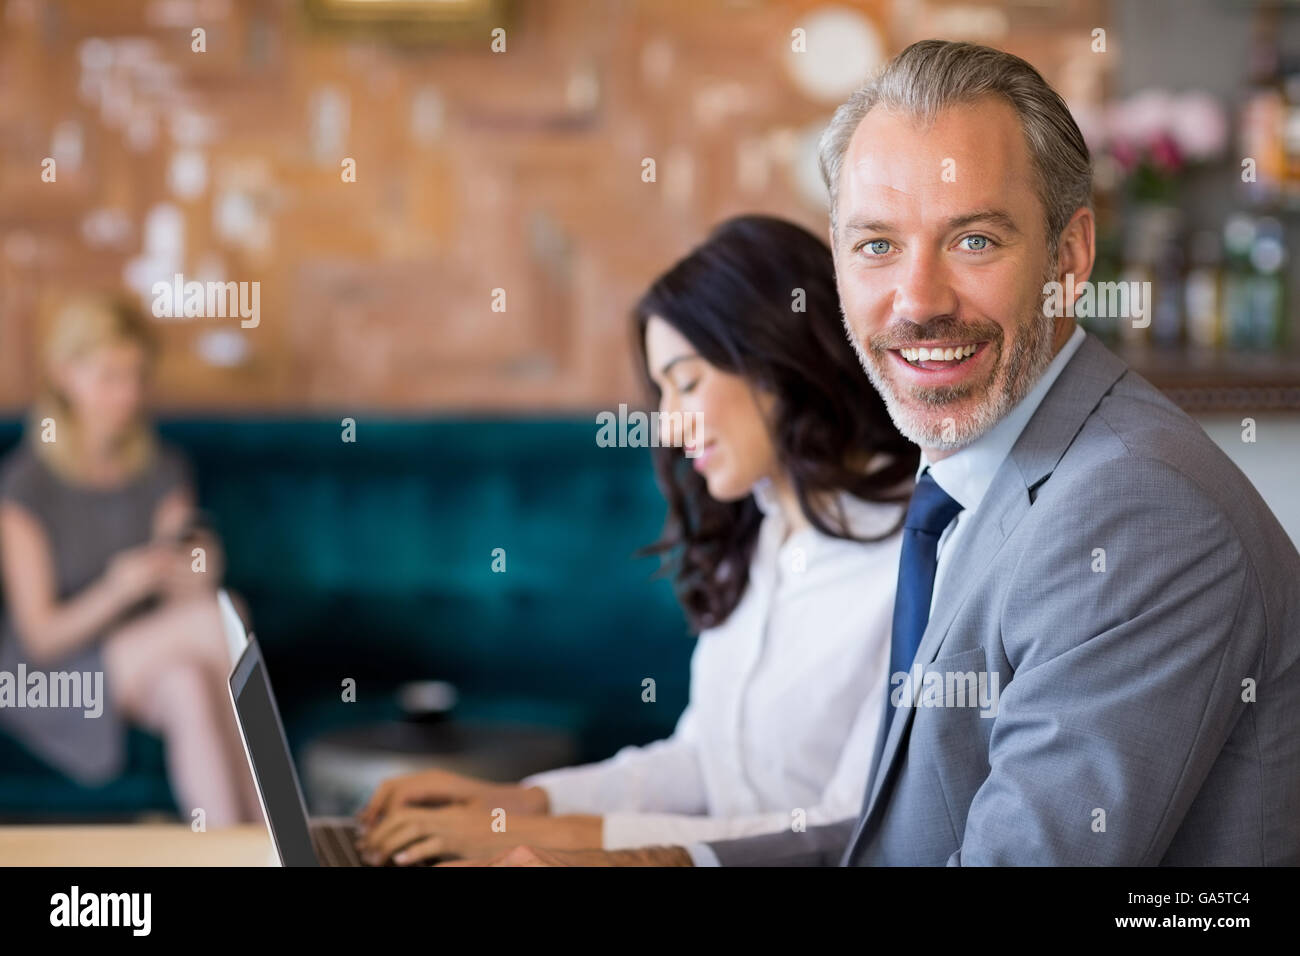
[357,805,602,865]
[357,768,549,829]
[106,542,177,604]
[160,534,218,597]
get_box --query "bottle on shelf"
[1240,12,1286,205]
[1223,214,1258,351]
[1281,59,1300,207]
[1118,205,1180,350]
[1184,229,1224,351]
[1151,224,1186,349]
[1248,216,1287,349]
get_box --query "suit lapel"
[844,334,1129,861]
[853,462,1030,824]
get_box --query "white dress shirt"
[522,481,905,850]
[686,323,1086,867]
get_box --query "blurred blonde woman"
[0,296,259,825]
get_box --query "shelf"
[1114,345,1300,413]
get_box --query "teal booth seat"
[0,418,691,820]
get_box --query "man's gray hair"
[818,40,1092,252]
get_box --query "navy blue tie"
[885,470,963,732]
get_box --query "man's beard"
[845,273,1059,452]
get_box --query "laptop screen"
[230,641,320,866]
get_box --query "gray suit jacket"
[707,333,1300,865]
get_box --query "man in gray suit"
[473,40,1300,867]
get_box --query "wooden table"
[0,823,276,866]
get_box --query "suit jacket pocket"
[909,645,995,846]
[911,646,990,710]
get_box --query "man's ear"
[1056,206,1096,293]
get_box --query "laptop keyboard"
[311,821,365,867]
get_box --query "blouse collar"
[750,476,904,540]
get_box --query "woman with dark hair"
[357,215,916,864]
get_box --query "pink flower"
[1148,132,1183,173]
[1111,139,1139,173]
[1108,89,1174,150]
[1169,92,1227,160]
[1105,88,1226,169]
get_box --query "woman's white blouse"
[522,481,904,850]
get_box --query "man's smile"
[885,340,992,388]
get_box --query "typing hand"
[357,768,548,830]
[357,805,599,865]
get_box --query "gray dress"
[0,441,191,783]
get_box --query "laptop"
[227,634,368,866]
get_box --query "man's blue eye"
[962,235,990,251]
[866,239,891,255]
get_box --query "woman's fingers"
[357,771,470,829]
[357,781,395,826]
[393,835,447,866]
[360,813,423,862]
[358,822,418,868]
[358,779,429,828]
[361,806,500,863]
